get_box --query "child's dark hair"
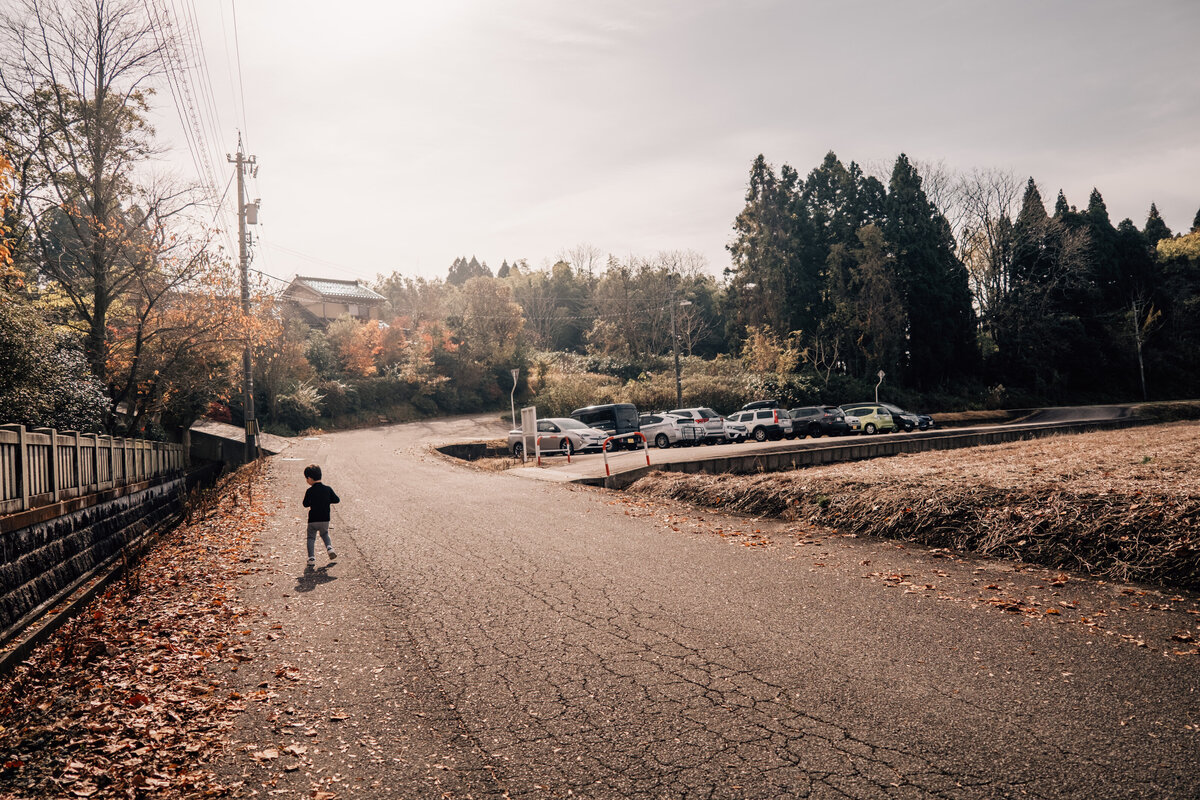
[303,464,322,481]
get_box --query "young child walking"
[302,464,340,566]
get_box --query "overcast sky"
[153,0,1200,287]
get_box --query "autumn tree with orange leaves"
[0,0,259,435]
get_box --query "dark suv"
[789,406,853,438]
[570,403,640,449]
[740,399,782,411]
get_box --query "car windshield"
[554,418,589,430]
[700,408,719,418]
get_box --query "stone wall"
[0,478,186,640]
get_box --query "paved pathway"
[220,415,1200,799]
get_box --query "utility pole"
[228,135,260,461]
[671,289,692,409]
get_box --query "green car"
[842,405,898,435]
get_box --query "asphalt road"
[225,414,1200,799]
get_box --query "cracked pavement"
[217,415,1200,798]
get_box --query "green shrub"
[317,380,357,418]
[276,381,324,431]
[529,371,621,417]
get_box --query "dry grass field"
[629,421,1200,591]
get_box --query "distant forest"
[347,151,1200,419]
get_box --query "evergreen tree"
[993,179,1097,397]
[1192,206,1200,233]
[826,225,905,376]
[1143,204,1171,248]
[1054,190,1070,217]
[497,259,511,279]
[1084,188,1120,306]
[447,255,492,286]
[728,155,802,337]
[882,154,977,389]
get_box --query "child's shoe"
[327,549,337,560]
[307,557,316,566]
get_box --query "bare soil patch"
[629,421,1200,591]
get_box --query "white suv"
[638,413,705,448]
[667,407,730,444]
[726,408,793,442]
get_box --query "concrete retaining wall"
[594,417,1142,490]
[0,477,186,642]
[438,442,509,461]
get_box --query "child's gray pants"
[306,522,333,559]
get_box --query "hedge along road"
[231,413,1200,799]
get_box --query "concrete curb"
[568,417,1145,489]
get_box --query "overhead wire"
[143,0,240,259]
[229,0,250,147]
[172,0,238,248]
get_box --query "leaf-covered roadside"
[0,464,268,799]
[629,421,1200,591]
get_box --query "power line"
[143,0,240,259]
[229,0,250,145]
[259,240,366,279]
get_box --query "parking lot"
[508,406,1139,487]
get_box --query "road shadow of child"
[295,565,338,593]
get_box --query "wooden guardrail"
[0,424,185,517]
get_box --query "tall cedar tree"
[1143,204,1171,248]
[882,154,977,389]
[727,155,801,336]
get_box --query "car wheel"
[753,427,768,442]
[864,423,877,435]
[602,439,616,452]
[808,423,822,439]
[560,438,574,455]
[512,442,524,458]
[903,423,914,432]
[655,433,670,449]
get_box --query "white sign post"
[520,405,537,464]
[509,368,519,427]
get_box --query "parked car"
[727,408,792,441]
[508,418,609,458]
[638,413,705,449]
[844,401,920,432]
[842,413,863,434]
[788,406,854,438]
[740,398,782,411]
[668,407,730,444]
[840,405,899,435]
[916,413,935,430]
[723,417,749,443]
[570,403,640,449]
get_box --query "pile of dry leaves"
[0,462,268,799]
[631,421,1200,590]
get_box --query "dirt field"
[629,421,1200,591]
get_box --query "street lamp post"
[875,370,885,404]
[671,297,692,408]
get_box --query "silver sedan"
[508,418,610,458]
